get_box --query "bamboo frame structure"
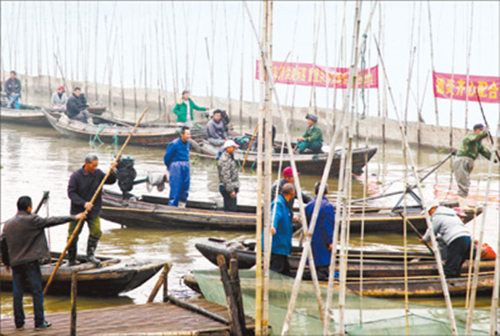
[465,122,499,334]
[373,36,458,335]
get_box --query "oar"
[241,123,258,171]
[34,191,50,214]
[43,107,150,295]
[475,88,500,161]
[396,211,434,256]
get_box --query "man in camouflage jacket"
[218,140,240,212]
[453,123,493,206]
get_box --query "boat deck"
[0,298,255,335]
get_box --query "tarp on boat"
[193,269,494,335]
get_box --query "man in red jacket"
[1,196,85,331]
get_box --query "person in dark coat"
[163,126,191,207]
[206,110,228,146]
[1,196,85,331]
[263,183,296,276]
[5,70,21,109]
[66,87,92,123]
[305,182,335,280]
[67,154,117,265]
[271,166,312,211]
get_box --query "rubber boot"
[86,236,101,265]
[68,243,77,266]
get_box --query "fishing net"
[193,269,494,335]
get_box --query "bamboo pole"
[119,17,126,117]
[490,196,500,334]
[224,5,233,119]
[210,3,217,108]
[358,134,369,324]
[464,3,474,131]
[322,1,330,142]
[183,5,190,90]
[427,1,440,127]
[373,36,458,335]
[465,122,499,334]
[239,4,245,134]
[402,132,410,336]
[170,1,180,95]
[190,10,202,90]
[43,107,150,295]
[93,3,99,101]
[464,181,480,308]
[403,3,416,136]
[448,5,457,150]
[308,4,320,115]
[155,21,163,118]
[23,2,29,103]
[70,270,77,336]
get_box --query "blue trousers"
[168,161,190,206]
[12,261,45,328]
[7,93,20,109]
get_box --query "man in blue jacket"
[164,126,191,207]
[305,182,335,280]
[265,183,295,276]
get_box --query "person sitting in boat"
[5,70,22,109]
[1,196,85,331]
[271,166,312,211]
[264,183,296,276]
[420,201,472,278]
[67,154,117,265]
[173,90,208,126]
[305,182,335,281]
[163,126,191,207]
[218,140,240,212]
[66,87,92,124]
[50,85,68,111]
[206,109,228,146]
[295,113,323,154]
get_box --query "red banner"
[433,72,500,104]
[255,60,379,89]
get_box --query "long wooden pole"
[475,89,500,160]
[490,174,500,334]
[464,3,474,131]
[43,107,150,295]
[239,4,245,134]
[448,5,457,150]
[465,122,499,334]
[373,36,458,335]
[427,1,440,127]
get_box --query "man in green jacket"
[295,114,323,153]
[173,90,208,125]
[453,123,494,207]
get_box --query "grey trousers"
[453,156,474,198]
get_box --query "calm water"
[0,120,498,320]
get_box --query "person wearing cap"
[271,166,313,211]
[173,90,208,125]
[453,123,493,207]
[5,70,21,109]
[50,85,68,111]
[164,126,192,207]
[305,182,335,280]
[264,183,296,276]
[420,202,471,278]
[295,114,323,154]
[217,140,240,211]
[206,109,228,146]
[66,87,92,124]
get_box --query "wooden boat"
[194,238,495,279]
[0,252,164,297]
[191,139,377,176]
[102,190,481,234]
[101,190,258,231]
[0,104,53,127]
[183,272,495,298]
[43,110,205,147]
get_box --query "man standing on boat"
[295,113,323,154]
[5,70,21,109]
[271,166,312,211]
[164,126,191,207]
[173,90,209,126]
[217,140,240,212]
[50,85,68,111]
[265,183,296,276]
[1,196,85,331]
[453,123,494,207]
[66,87,92,124]
[421,202,472,278]
[67,154,117,265]
[305,182,335,280]
[206,109,228,146]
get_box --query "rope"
[360,33,368,120]
[89,124,108,146]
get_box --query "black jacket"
[66,94,87,118]
[4,78,21,96]
[68,166,117,219]
[1,211,74,267]
[270,178,312,210]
